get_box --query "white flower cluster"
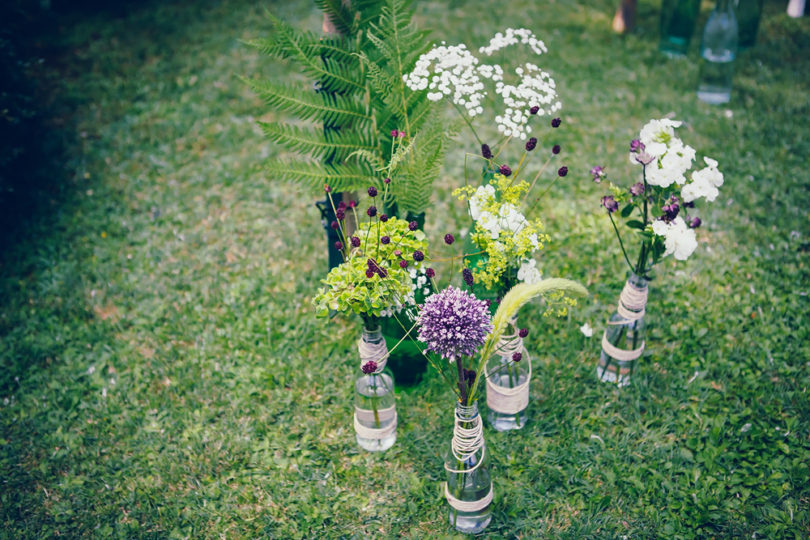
[402,43,486,117]
[636,119,697,188]
[403,29,560,138]
[408,265,432,297]
[681,157,724,203]
[479,28,548,57]
[517,258,542,284]
[495,63,561,139]
[379,263,431,318]
[652,217,698,260]
[469,185,531,240]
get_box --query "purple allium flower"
[526,137,537,151]
[367,206,377,217]
[690,216,702,228]
[384,177,391,184]
[330,220,339,230]
[362,360,378,374]
[365,268,375,278]
[629,182,645,196]
[630,139,645,153]
[351,236,361,248]
[399,260,408,268]
[512,352,522,362]
[348,200,358,209]
[519,328,529,338]
[335,241,343,250]
[416,285,493,360]
[426,268,435,278]
[409,221,418,231]
[552,144,561,155]
[368,186,378,197]
[481,144,493,159]
[530,105,540,115]
[413,250,424,262]
[558,166,568,177]
[444,233,455,245]
[324,184,332,193]
[380,214,389,223]
[381,235,390,245]
[336,209,345,221]
[462,268,474,287]
[590,165,605,183]
[601,195,619,213]
[551,117,562,128]
[499,164,512,177]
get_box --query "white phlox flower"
[517,258,542,284]
[639,118,683,158]
[497,203,528,234]
[652,216,698,260]
[681,157,723,202]
[477,210,502,239]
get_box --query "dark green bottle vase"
[659,0,701,57]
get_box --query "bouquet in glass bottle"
[593,118,724,386]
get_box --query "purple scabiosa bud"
[367,186,378,197]
[381,235,390,245]
[661,202,680,222]
[499,164,512,177]
[409,221,418,231]
[551,117,562,128]
[351,236,361,248]
[525,137,537,151]
[330,220,339,230]
[558,166,568,177]
[601,195,619,213]
[629,182,645,196]
[362,360,378,374]
[394,249,402,257]
[530,105,540,115]
[334,241,343,251]
[337,200,347,211]
[426,268,435,278]
[590,165,605,183]
[324,184,332,193]
[399,260,408,269]
[552,144,561,155]
[335,209,345,221]
[690,216,702,228]
[630,139,644,153]
[391,129,399,138]
[481,144,493,159]
[413,250,424,262]
[634,151,655,166]
[367,206,377,217]
[377,266,388,278]
[512,352,522,362]
[380,214,389,223]
[444,233,455,245]
[384,177,391,184]
[365,268,375,278]
[348,200,357,209]
[683,200,695,209]
[519,328,529,338]
[462,268,474,287]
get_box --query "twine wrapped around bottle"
[602,280,648,362]
[443,404,493,512]
[354,334,396,440]
[485,324,531,415]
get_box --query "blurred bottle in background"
[737,0,763,49]
[697,0,738,104]
[659,0,701,57]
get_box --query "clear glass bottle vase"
[354,326,396,452]
[444,401,492,534]
[597,272,649,387]
[486,325,530,431]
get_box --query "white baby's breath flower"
[580,322,593,337]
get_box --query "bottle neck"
[627,271,650,291]
[455,400,479,421]
[362,326,383,345]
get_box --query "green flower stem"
[608,211,636,273]
[326,191,348,262]
[451,101,483,147]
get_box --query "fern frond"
[259,122,376,161]
[314,0,355,36]
[265,159,378,192]
[347,149,386,170]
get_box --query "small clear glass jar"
[354,326,396,451]
[597,272,649,387]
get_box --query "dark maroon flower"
[552,144,561,155]
[351,236,361,248]
[336,209,345,221]
[512,352,522,362]
[367,206,377,217]
[551,117,561,128]
[426,268,435,278]
[525,137,537,151]
[368,186,378,197]
[377,266,388,278]
[481,144,493,159]
[601,195,619,213]
[462,268,474,287]
[330,220,339,230]
[365,268,375,278]
[558,166,568,177]
[409,221,418,231]
[384,177,391,184]
[444,233,455,245]
[337,201,347,211]
[463,368,476,387]
[690,217,702,228]
[324,184,332,193]
[380,214,389,223]
[499,164,512,177]
[391,129,399,138]
[629,182,645,196]
[399,260,408,269]
[530,105,540,115]
[348,200,358,208]
[335,241,343,250]
[683,200,695,209]
[381,235,390,244]
[362,360,378,374]
[413,250,424,262]
[519,328,529,338]
[661,201,680,222]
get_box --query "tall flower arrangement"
[594,118,724,385]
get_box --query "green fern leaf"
[259,122,376,161]
[265,159,378,192]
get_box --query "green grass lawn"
[1,0,808,537]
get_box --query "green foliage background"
[0,0,808,537]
